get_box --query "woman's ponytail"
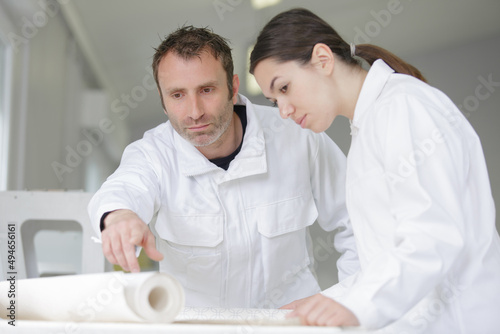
[354,44,426,82]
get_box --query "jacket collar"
[351,59,394,135]
[175,94,267,181]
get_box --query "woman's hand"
[282,293,360,327]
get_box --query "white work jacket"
[324,60,500,333]
[89,94,358,308]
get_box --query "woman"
[250,8,500,333]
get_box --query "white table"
[1,320,370,334]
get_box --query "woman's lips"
[296,115,306,128]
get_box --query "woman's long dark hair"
[249,8,426,82]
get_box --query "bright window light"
[246,45,262,96]
[251,0,281,10]
[0,34,11,190]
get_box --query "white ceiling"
[57,0,500,140]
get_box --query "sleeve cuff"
[100,211,113,231]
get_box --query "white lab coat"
[88,94,359,308]
[323,60,500,333]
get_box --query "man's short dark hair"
[152,26,234,108]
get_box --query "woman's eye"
[279,85,288,94]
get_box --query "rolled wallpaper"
[0,272,298,325]
[176,307,297,325]
[0,272,184,323]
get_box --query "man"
[88,26,358,308]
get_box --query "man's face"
[157,50,238,147]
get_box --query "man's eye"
[172,93,182,99]
[280,85,288,94]
[202,88,213,93]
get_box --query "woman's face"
[253,58,337,133]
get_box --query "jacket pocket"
[153,213,224,306]
[255,193,320,306]
[257,193,318,237]
[155,213,223,248]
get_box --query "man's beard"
[173,99,234,147]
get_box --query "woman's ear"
[311,43,334,75]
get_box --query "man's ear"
[311,43,335,75]
[232,74,240,104]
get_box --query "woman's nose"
[279,103,293,119]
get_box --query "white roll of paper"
[175,306,298,325]
[0,272,184,323]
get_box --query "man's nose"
[189,95,204,120]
